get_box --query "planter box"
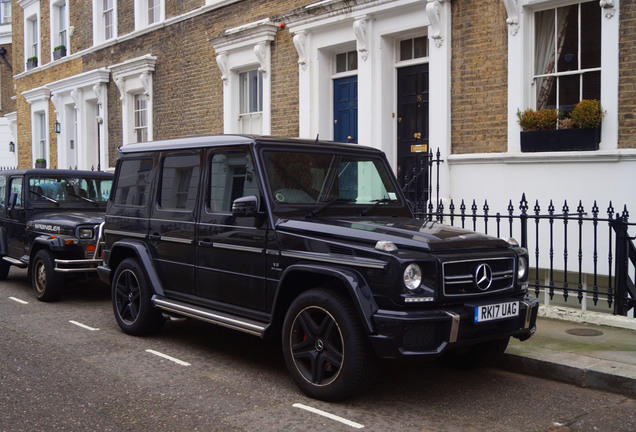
[520,128,600,152]
[35,161,46,169]
[53,48,67,60]
[26,59,38,70]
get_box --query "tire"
[442,337,510,369]
[0,259,10,281]
[282,288,377,401]
[31,250,63,302]
[112,258,164,336]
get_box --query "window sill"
[448,148,636,165]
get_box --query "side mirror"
[8,192,18,210]
[232,195,259,216]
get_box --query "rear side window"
[159,153,201,211]
[112,159,153,207]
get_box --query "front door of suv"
[5,176,26,259]
[196,148,269,313]
[148,151,202,298]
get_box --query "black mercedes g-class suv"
[98,135,538,401]
[0,169,113,301]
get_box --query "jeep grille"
[443,257,515,296]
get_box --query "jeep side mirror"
[232,195,259,216]
[8,192,18,210]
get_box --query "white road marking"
[9,297,28,304]
[292,403,365,429]
[145,349,191,366]
[69,320,99,331]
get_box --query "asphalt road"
[1,267,634,432]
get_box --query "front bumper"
[368,294,539,358]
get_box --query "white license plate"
[474,301,519,323]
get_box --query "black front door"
[397,63,429,211]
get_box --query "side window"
[112,158,153,207]
[209,151,259,213]
[0,176,5,210]
[159,153,200,211]
[9,178,23,208]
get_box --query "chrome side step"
[3,256,27,268]
[152,296,267,337]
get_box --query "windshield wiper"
[66,191,99,206]
[306,198,354,218]
[360,198,399,216]
[29,189,60,206]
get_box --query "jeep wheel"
[282,288,377,401]
[31,250,63,302]
[112,258,164,335]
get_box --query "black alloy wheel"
[112,258,163,335]
[282,288,377,401]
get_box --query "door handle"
[347,136,353,142]
[198,240,214,247]
[148,234,161,241]
[413,132,421,139]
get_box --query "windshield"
[29,176,112,206]
[262,150,404,212]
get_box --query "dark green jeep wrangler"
[0,169,113,301]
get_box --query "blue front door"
[333,76,358,143]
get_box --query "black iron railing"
[406,149,635,318]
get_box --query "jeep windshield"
[262,150,410,217]
[28,176,112,207]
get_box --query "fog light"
[403,264,422,291]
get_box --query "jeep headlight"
[403,264,422,292]
[79,228,94,239]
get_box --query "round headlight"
[518,257,528,281]
[403,264,422,291]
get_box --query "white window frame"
[22,86,51,167]
[111,55,156,144]
[50,0,69,57]
[133,93,148,142]
[92,0,117,46]
[506,0,619,152]
[1,0,12,24]
[238,69,263,134]
[20,0,41,66]
[212,20,277,135]
[134,0,165,30]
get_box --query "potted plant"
[518,100,604,152]
[53,45,67,60]
[35,158,47,169]
[26,56,38,70]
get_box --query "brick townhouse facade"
[5,0,636,215]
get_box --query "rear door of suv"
[148,150,203,298]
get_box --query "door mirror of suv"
[232,195,259,216]
[8,192,18,210]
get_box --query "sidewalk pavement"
[496,307,636,398]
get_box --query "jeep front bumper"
[367,294,539,358]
